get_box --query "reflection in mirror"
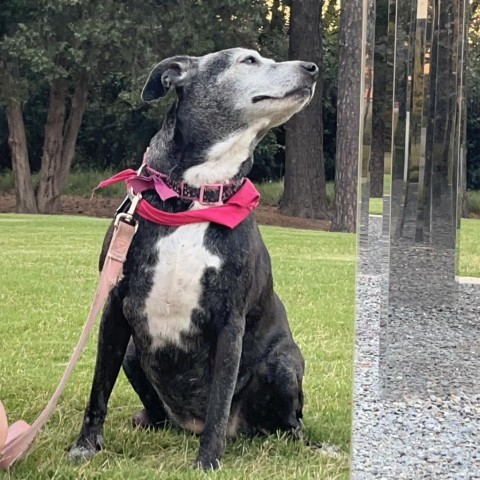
[386,0,469,395]
[457,4,480,281]
[352,0,396,473]
[353,0,479,477]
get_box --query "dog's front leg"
[68,289,131,462]
[194,319,245,470]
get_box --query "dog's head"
[142,48,318,185]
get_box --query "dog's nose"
[301,62,319,79]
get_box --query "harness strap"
[0,217,137,470]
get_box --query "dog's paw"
[192,455,221,471]
[68,433,103,462]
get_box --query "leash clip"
[114,190,141,228]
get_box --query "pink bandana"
[96,168,260,229]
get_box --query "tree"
[330,0,362,232]
[1,1,146,212]
[1,0,269,213]
[5,100,38,213]
[464,0,480,215]
[322,1,341,182]
[280,0,329,219]
[460,0,472,218]
[0,2,39,213]
[369,0,388,198]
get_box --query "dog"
[68,47,318,470]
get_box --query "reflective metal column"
[352,0,479,477]
[384,0,473,400]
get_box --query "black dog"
[69,48,318,469]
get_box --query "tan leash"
[0,197,140,470]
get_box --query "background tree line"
[467,0,480,192]
[0,0,340,182]
[1,0,360,227]
[1,0,476,231]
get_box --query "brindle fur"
[69,48,318,470]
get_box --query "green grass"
[0,171,337,209]
[245,181,336,209]
[459,219,480,277]
[64,169,127,197]
[0,170,15,192]
[468,190,480,216]
[0,170,128,198]
[369,198,384,215]
[367,174,392,215]
[255,181,284,206]
[0,215,356,479]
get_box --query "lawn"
[459,219,480,278]
[0,215,356,480]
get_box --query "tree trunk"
[56,72,89,193]
[461,0,469,219]
[362,0,376,131]
[280,0,328,219]
[461,107,469,218]
[331,0,362,232]
[5,101,38,213]
[36,72,88,213]
[370,0,388,198]
[37,78,68,213]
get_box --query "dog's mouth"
[252,87,312,104]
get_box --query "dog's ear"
[141,56,198,102]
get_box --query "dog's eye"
[242,56,258,65]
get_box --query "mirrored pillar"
[352,0,479,477]
[384,0,472,400]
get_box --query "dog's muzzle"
[252,86,313,104]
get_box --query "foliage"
[467,2,480,190]
[0,0,477,198]
[322,0,341,181]
[0,0,274,175]
[459,218,480,277]
[0,0,343,184]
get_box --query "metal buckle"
[115,194,131,215]
[199,184,224,205]
[114,190,142,228]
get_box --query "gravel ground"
[352,214,480,479]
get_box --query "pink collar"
[96,164,260,229]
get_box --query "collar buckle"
[199,183,225,205]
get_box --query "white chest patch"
[144,222,222,349]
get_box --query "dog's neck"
[146,103,268,188]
